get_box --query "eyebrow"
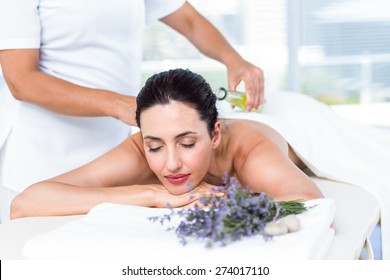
[143,131,197,141]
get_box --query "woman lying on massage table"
[10,69,322,219]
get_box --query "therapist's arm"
[160,2,265,111]
[0,49,136,126]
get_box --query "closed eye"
[180,143,196,149]
[148,146,162,153]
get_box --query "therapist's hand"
[226,59,265,112]
[114,95,137,126]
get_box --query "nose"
[165,148,182,172]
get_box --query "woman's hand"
[148,182,218,208]
[183,182,227,208]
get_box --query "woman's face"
[140,101,221,195]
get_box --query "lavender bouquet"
[149,176,309,247]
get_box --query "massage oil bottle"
[213,87,264,112]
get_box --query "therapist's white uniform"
[0,0,185,222]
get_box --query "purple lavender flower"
[148,176,308,247]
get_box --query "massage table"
[0,177,380,260]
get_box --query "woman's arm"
[10,182,202,219]
[9,134,199,219]
[160,2,264,111]
[0,49,136,125]
[10,134,151,218]
[234,138,323,201]
[10,182,155,219]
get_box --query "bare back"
[201,118,319,200]
[212,118,304,171]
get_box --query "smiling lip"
[165,174,190,185]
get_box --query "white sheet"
[218,91,390,259]
[23,199,335,260]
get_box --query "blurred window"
[143,0,390,104]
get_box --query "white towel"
[23,199,335,260]
[218,91,390,259]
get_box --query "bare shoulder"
[125,132,144,155]
[221,119,288,154]
[119,132,158,161]
[219,120,321,200]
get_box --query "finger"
[244,78,256,112]
[164,191,199,208]
[228,76,240,92]
[254,72,262,108]
[181,200,211,209]
[258,70,265,106]
[246,70,265,111]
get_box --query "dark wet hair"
[136,68,218,135]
